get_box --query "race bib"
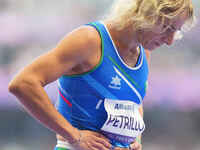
[101,99,145,144]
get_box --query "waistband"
[55,140,75,150]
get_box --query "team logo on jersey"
[109,75,121,89]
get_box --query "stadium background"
[0,0,199,150]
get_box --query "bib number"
[101,99,145,144]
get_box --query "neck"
[104,20,141,66]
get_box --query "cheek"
[141,33,152,44]
[144,36,162,49]
[145,31,159,40]
[141,31,161,46]
[150,32,164,42]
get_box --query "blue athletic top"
[56,21,149,148]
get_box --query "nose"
[163,32,175,46]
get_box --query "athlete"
[8,0,195,150]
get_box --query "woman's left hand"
[114,140,142,150]
[129,140,142,150]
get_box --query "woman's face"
[140,11,189,51]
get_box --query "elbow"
[8,79,23,95]
[8,76,32,96]
[8,72,44,97]
[8,76,41,96]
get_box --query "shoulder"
[55,24,102,64]
[67,25,101,50]
[52,24,103,75]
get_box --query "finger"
[91,141,111,150]
[94,136,112,149]
[93,132,109,139]
[87,144,99,150]
[79,141,100,150]
[88,132,109,142]
[130,143,141,150]
[91,133,110,143]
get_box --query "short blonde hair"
[105,0,195,32]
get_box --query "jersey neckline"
[100,21,144,71]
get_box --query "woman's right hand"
[57,130,112,150]
[74,130,112,150]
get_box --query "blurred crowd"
[0,0,200,150]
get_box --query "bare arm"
[8,26,110,150]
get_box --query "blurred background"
[0,0,199,150]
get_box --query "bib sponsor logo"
[114,103,134,111]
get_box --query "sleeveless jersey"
[56,21,149,148]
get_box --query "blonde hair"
[105,0,195,32]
